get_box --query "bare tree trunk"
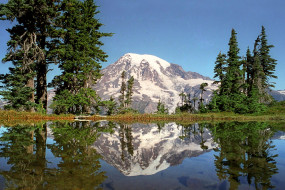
[26,77,35,112]
[36,30,47,111]
[36,61,47,111]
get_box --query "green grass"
[1,101,285,125]
[0,110,74,123]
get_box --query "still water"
[0,121,285,190]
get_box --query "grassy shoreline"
[87,112,285,123]
[0,110,74,120]
[1,110,285,124]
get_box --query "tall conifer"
[50,0,111,114]
[0,0,58,111]
[259,26,277,102]
[119,71,127,108]
[213,52,227,85]
[125,76,134,107]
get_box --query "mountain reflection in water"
[0,121,285,190]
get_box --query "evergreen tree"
[199,82,208,104]
[259,26,277,102]
[118,71,127,108]
[213,52,227,85]
[0,67,35,111]
[156,99,168,114]
[50,0,111,114]
[125,76,134,107]
[245,47,253,94]
[226,29,243,95]
[211,29,248,113]
[198,83,208,113]
[102,96,117,115]
[0,0,59,111]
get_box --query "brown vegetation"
[87,112,285,123]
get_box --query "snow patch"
[125,53,171,70]
[278,90,285,95]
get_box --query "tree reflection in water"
[178,123,211,150]
[0,121,115,189]
[0,123,47,189]
[119,123,134,161]
[210,122,278,190]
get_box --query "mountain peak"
[95,53,217,113]
[121,53,171,70]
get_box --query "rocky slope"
[270,90,285,101]
[94,53,217,113]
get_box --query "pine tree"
[226,29,243,94]
[156,99,168,114]
[245,47,253,93]
[259,26,277,102]
[199,82,208,113]
[102,96,117,115]
[50,0,112,114]
[0,0,59,111]
[199,83,208,104]
[118,71,127,108]
[213,52,227,85]
[125,76,134,107]
[0,67,35,111]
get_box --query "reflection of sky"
[271,139,285,188]
[0,127,8,135]
[46,138,62,169]
[0,127,12,172]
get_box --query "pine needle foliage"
[50,0,112,114]
[209,27,277,114]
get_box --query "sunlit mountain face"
[94,53,217,113]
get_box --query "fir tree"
[0,67,35,111]
[102,96,117,115]
[156,99,168,114]
[245,47,253,94]
[213,52,227,85]
[226,29,243,95]
[50,0,111,114]
[259,26,277,102]
[209,27,277,114]
[118,71,126,108]
[125,76,134,107]
[0,0,59,111]
[199,82,208,104]
[199,83,208,113]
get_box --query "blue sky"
[0,0,285,90]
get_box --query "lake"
[0,121,285,190]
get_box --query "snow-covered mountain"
[270,89,285,101]
[93,122,217,176]
[277,90,285,96]
[47,89,56,114]
[94,53,217,113]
